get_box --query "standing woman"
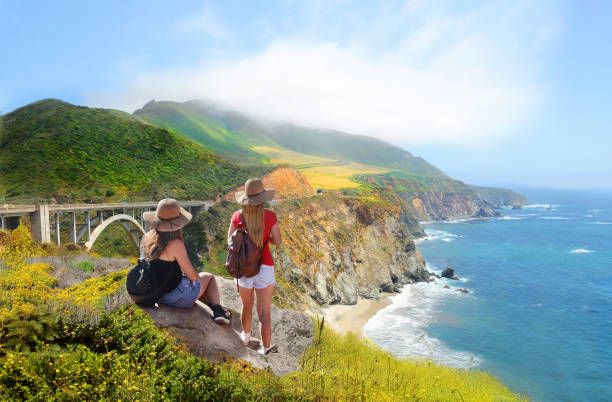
[229,178,281,355]
[142,199,230,324]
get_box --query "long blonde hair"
[143,229,183,261]
[242,204,265,248]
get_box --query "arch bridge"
[0,201,211,251]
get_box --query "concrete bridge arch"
[84,214,145,251]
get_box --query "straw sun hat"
[235,178,275,206]
[143,199,192,232]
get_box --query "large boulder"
[142,276,313,376]
[441,267,459,280]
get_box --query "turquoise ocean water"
[364,188,612,401]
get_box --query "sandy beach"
[321,293,394,337]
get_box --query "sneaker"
[211,304,230,325]
[257,344,278,355]
[240,331,251,346]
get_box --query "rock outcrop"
[141,276,313,376]
[441,267,459,280]
[225,167,314,202]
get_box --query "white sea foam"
[496,216,524,220]
[539,216,573,220]
[570,248,595,254]
[445,217,479,223]
[415,229,460,244]
[590,221,612,225]
[364,281,482,369]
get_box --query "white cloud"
[92,1,558,146]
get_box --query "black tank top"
[149,259,183,294]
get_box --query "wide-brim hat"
[235,178,275,206]
[143,198,192,232]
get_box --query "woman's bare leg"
[255,284,274,348]
[238,285,255,333]
[197,272,220,306]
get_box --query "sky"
[1,0,611,190]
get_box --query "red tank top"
[231,209,277,266]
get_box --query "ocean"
[364,188,612,401]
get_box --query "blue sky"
[1,1,611,190]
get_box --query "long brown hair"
[143,229,183,261]
[242,204,265,248]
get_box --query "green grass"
[276,318,525,401]
[0,99,260,203]
[72,260,94,272]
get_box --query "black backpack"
[126,258,174,307]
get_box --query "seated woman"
[228,178,282,355]
[142,199,229,324]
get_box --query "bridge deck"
[0,201,211,216]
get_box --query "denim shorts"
[237,264,275,289]
[158,277,201,308]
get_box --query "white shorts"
[237,264,275,289]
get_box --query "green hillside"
[264,124,449,178]
[132,100,448,178]
[0,99,260,203]
[133,100,271,166]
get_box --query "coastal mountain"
[0,99,265,203]
[134,100,448,178]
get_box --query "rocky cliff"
[406,191,500,221]
[470,185,528,208]
[273,193,429,305]
[353,173,508,221]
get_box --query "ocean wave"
[445,217,479,224]
[364,281,482,369]
[496,216,524,220]
[524,203,559,209]
[570,248,595,254]
[539,216,573,220]
[415,229,461,244]
[590,221,612,225]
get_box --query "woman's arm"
[167,239,199,281]
[269,223,281,246]
[227,221,236,242]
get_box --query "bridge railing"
[0,201,212,246]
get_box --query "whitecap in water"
[569,248,595,254]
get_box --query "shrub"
[73,260,94,272]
